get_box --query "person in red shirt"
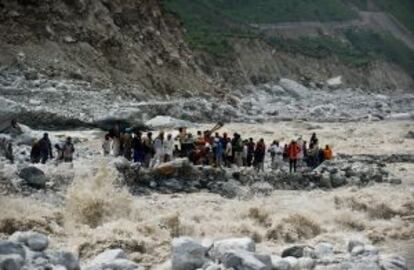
[287,140,301,173]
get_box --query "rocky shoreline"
[1,72,414,130]
[0,232,408,270]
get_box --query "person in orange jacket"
[323,145,333,160]
[287,140,301,173]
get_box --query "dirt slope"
[0,0,215,97]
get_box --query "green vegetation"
[162,0,414,73]
[347,0,414,34]
[374,0,414,34]
[267,30,414,74]
[345,29,414,75]
[266,35,370,67]
[161,0,357,56]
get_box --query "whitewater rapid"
[0,120,413,268]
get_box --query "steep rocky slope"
[0,0,215,96]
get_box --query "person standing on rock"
[247,138,255,167]
[323,145,333,161]
[269,140,283,170]
[62,137,75,162]
[233,133,244,167]
[310,133,318,149]
[164,133,175,162]
[143,132,154,167]
[213,132,223,167]
[287,140,301,173]
[122,131,133,160]
[132,131,144,163]
[151,132,164,167]
[30,139,41,163]
[254,138,266,172]
[112,134,121,157]
[38,133,53,164]
[102,134,112,156]
[297,136,304,167]
[224,137,233,167]
[175,127,187,157]
[242,140,248,166]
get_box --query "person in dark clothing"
[253,138,266,172]
[30,140,41,163]
[38,133,53,164]
[310,133,318,149]
[247,138,255,167]
[132,131,145,163]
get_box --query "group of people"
[102,125,333,173]
[0,119,333,172]
[30,133,75,164]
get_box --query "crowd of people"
[1,119,333,173]
[103,125,334,173]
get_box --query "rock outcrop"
[166,237,408,270]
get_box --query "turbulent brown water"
[0,121,413,268]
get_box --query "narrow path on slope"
[251,10,414,51]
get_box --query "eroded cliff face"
[0,0,215,97]
[195,38,414,92]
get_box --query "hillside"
[162,0,414,90]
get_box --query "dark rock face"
[18,166,47,188]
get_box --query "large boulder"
[47,250,80,270]
[9,231,49,252]
[211,237,255,260]
[153,158,191,176]
[0,254,24,270]
[171,237,209,270]
[220,250,272,270]
[18,166,47,188]
[279,79,310,99]
[0,241,25,259]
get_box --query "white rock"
[347,240,364,253]
[87,249,127,266]
[145,116,194,129]
[171,237,208,270]
[271,255,290,270]
[351,246,365,256]
[211,237,255,260]
[283,256,298,269]
[314,243,334,259]
[387,112,414,121]
[297,257,315,269]
[279,78,309,99]
[364,245,379,256]
[326,76,342,88]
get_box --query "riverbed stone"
[171,237,208,270]
[18,166,47,188]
